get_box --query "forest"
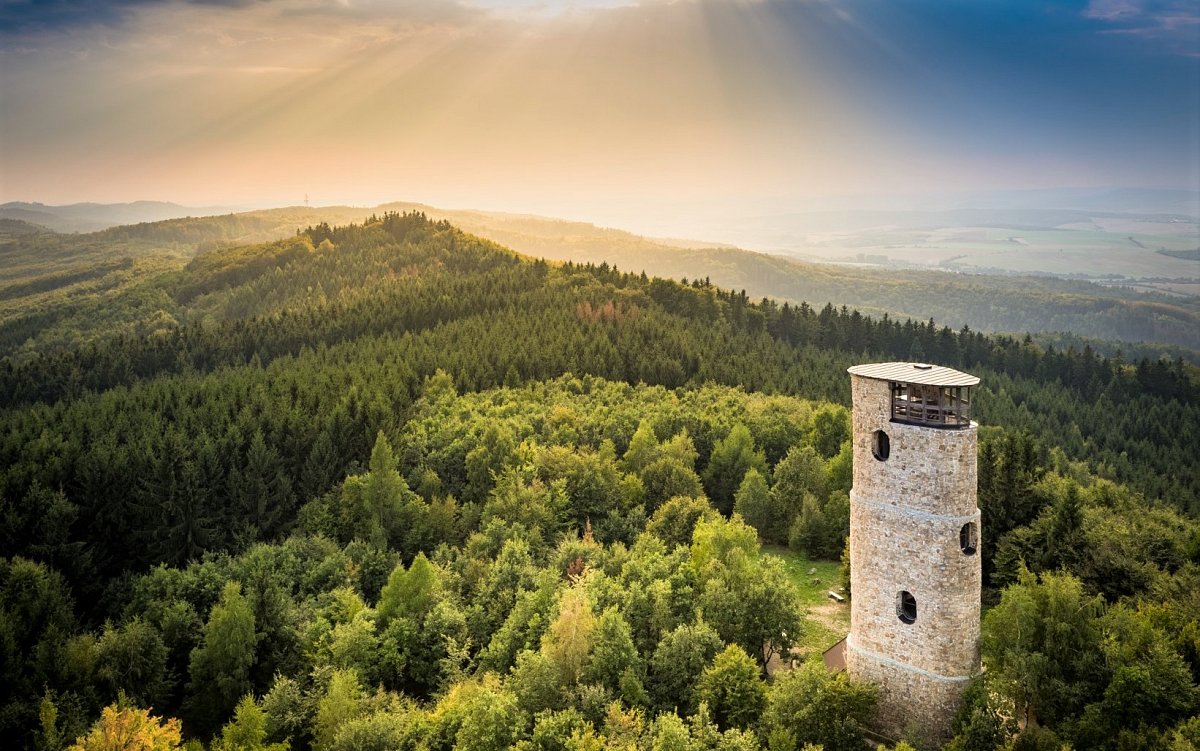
[415,207,1200,357]
[3,203,1198,365]
[1,212,1198,751]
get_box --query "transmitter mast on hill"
[845,362,982,743]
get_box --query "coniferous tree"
[232,430,295,544]
[212,695,288,751]
[301,430,342,502]
[142,431,215,568]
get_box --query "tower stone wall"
[846,367,981,744]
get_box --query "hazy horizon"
[2,0,1198,237]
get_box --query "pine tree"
[232,431,295,543]
[301,430,341,501]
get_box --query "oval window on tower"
[872,430,890,461]
[960,522,978,555]
[897,591,916,624]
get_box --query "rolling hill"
[2,203,1197,363]
[0,211,1196,751]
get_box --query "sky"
[1,0,1198,233]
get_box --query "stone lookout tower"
[845,362,981,742]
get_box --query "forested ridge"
[3,203,1198,363]
[1,213,1198,751]
[428,210,1200,354]
[3,213,1195,507]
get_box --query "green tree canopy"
[541,583,595,688]
[981,566,1106,728]
[732,467,781,543]
[702,424,766,516]
[650,620,724,714]
[694,644,766,730]
[582,606,642,695]
[213,695,289,751]
[377,552,441,628]
[761,661,876,751]
[186,581,257,736]
[646,496,719,550]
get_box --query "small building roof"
[822,637,847,673]
[847,362,980,387]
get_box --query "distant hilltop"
[1,196,1196,357]
[0,200,240,234]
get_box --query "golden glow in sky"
[2,1,1197,233]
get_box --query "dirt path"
[767,598,850,676]
[810,599,849,634]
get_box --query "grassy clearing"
[762,544,850,659]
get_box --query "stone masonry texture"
[847,370,982,744]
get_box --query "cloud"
[0,0,477,35]
[0,0,137,32]
[1083,0,1144,21]
[1083,0,1200,53]
[0,1,291,34]
[0,0,646,36]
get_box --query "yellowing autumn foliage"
[68,701,182,751]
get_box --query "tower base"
[845,635,974,745]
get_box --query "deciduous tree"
[68,700,182,751]
[703,424,766,516]
[694,644,766,730]
[186,581,257,736]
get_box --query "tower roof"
[847,362,980,387]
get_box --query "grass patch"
[762,544,850,659]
